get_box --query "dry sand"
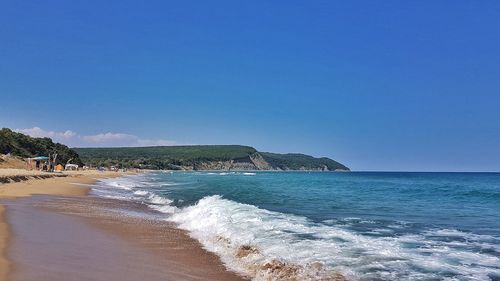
[0,172,94,198]
[0,157,26,170]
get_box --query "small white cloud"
[16,127,76,140]
[15,127,177,147]
[136,138,177,146]
[61,130,77,138]
[82,133,136,143]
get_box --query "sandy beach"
[0,170,99,197]
[0,169,246,281]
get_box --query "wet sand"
[0,206,9,280]
[0,170,246,281]
[0,171,107,280]
[4,196,246,281]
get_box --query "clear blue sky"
[1,1,499,171]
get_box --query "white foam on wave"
[102,180,133,190]
[99,194,132,201]
[92,174,179,215]
[133,190,149,196]
[147,193,173,205]
[160,182,180,186]
[95,176,148,191]
[150,204,178,214]
[169,195,500,281]
[89,174,500,280]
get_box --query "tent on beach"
[65,163,79,171]
[55,164,64,172]
[26,156,49,170]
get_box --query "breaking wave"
[91,174,500,280]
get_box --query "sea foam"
[91,173,500,281]
[169,195,500,281]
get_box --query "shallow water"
[91,171,500,280]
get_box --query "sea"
[90,171,500,281]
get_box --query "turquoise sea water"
[92,172,500,280]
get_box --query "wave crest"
[169,195,500,281]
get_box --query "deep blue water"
[93,171,500,280]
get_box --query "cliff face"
[74,145,350,171]
[186,153,266,171]
[181,152,349,171]
[190,159,254,170]
[249,153,273,170]
[259,152,349,171]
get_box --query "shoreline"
[0,205,9,281]
[0,170,127,280]
[0,169,246,281]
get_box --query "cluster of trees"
[75,146,350,171]
[74,145,258,169]
[0,128,350,171]
[260,152,349,171]
[0,128,83,166]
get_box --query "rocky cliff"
[174,152,348,171]
[74,146,350,171]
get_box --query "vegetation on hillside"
[0,128,83,166]
[261,152,349,171]
[75,146,350,171]
[0,127,349,171]
[74,145,258,169]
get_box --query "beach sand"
[0,171,95,198]
[0,169,247,281]
[0,206,9,281]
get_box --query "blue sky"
[1,1,499,171]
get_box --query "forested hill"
[0,128,83,166]
[260,152,349,171]
[74,146,350,171]
[0,127,349,171]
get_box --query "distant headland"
[1,128,349,171]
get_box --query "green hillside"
[74,146,349,171]
[0,127,349,171]
[0,128,83,166]
[260,152,349,171]
[74,145,258,169]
